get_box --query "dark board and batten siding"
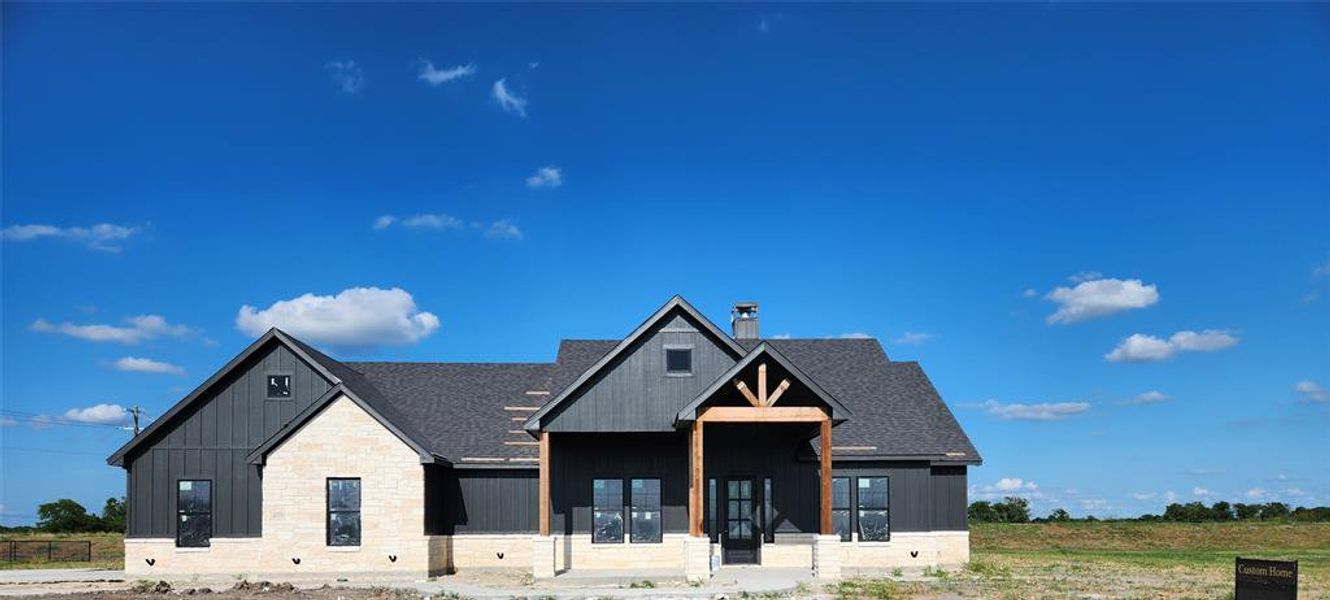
[549,433,691,535]
[929,466,968,531]
[125,342,333,538]
[543,313,738,432]
[832,462,936,533]
[426,467,539,535]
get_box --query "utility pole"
[129,405,144,435]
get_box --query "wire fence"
[1,540,93,562]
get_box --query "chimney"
[731,302,759,340]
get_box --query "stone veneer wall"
[125,396,432,579]
[839,531,970,569]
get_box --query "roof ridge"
[345,361,553,366]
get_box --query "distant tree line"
[0,498,125,533]
[968,497,1330,524]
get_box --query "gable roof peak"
[521,295,745,433]
[675,341,853,426]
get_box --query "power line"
[0,412,135,430]
[1,446,109,456]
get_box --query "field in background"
[0,532,122,570]
[833,521,1330,599]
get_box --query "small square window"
[267,374,292,398]
[665,348,692,375]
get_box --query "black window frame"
[592,478,625,544]
[856,476,890,542]
[831,476,851,542]
[266,372,293,399]
[663,345,693,376]
[326,477,362,547]
[629,478,663,544]
[175,479,212,548]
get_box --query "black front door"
[723,478,757,564]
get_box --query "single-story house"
[107,296,980,580]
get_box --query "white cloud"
[2,223,140,252]
[236,287,440,347]
[31,315,192,344]
[1022,288,1038,298]
[1192,487,1211,498]
[1068,271,1104,283]
[1163,491,1178,503]
[1105,330,1239,362]
[1045,278,1159,324]
[1132,492,1157,500]
[973,399,1090,421]
[324,60,365,94]
[1314,260,1330,279]
[1124,390,1171,405]
[892,332,933,345]
[1079,498,1110,511]
[0,417,16,427]
[1245,488,1267,500]
[374,214,521,240]
[1294,380,1328,403]
[417,61,475,85]
[525,166,563,189]
[993,478,1039,492]
[114,357,185,376]
[769,333,793,340]
[492,78,527,117]
[63,403,130,426]
[839,332,871,339]
[478,219,523,240]
[402,213,463,230]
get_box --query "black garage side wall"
[124,341,334,538]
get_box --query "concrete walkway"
[0,569,125,585]
[0,569,128,597]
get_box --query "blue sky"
[2,3,1328,524]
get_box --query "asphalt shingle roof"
[301,336,979,465]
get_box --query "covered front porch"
[531,344,852,580]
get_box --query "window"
[763,477,774,543]
[267,374,291,398]
[857,477,890,541]
[630,479,662,543]
[706,478,718,542]
[327,478,361,546]
[176,480,211,548]
[592,479,624,543]
[664,347,692,375]
[831,477,851,542]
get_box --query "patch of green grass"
[962,558,1011,578]
[829,578,901,600]
[627,579,656,589]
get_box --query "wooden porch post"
[819,418,832,535]
[689,420,704,537]
[539,431,550,536]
